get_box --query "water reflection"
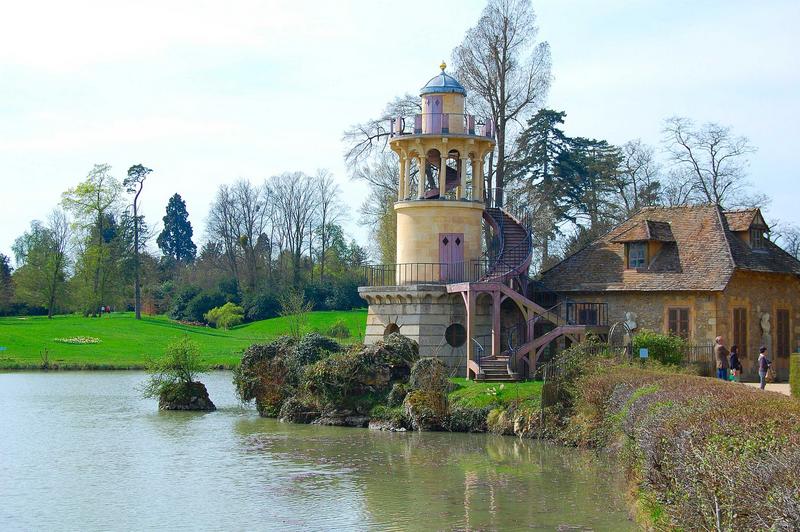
[0,371,632,531]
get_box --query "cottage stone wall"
[718,271,800,380]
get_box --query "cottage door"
[425,96,443,133]
[439,233,464,282]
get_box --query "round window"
[384,323,401,338]
[444,323,467,348]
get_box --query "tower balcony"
[389,113,495,138]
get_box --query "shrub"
[241,291,280,321]
[142,336,209,399]
[564,362,800,530]
[204,302,244,329]
[791,353,800,398]
[284,333,342,383]
[444,406,490,433]
[632,329,686,366]
[325,319,351,339]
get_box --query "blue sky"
[1,0,798,261]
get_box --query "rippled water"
[0,372,634,531]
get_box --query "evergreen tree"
[508,109,569,262]
[157,194,196,263]
[0,253,13,315]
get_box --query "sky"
[1,0,798,262]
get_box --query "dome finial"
[440,60,447,72]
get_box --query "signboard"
[639,348,649,359]
[0,346,6,351]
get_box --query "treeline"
[0,166,368,320]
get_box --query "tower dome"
[420,62,466,96]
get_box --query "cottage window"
[627,242,647,269]
[667,308,690,339]
[733,307,747,357]
[776,309,790,357]
[750,228,765,249]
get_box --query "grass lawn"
[448,378,543,409]
[0,310,367,370]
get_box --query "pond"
[0,371,634,531]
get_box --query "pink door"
[439,233,465,282]
[425,96,443,133]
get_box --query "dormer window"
[627,242,647,269]
[750,227,765,249]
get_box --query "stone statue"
[761,312,771,335]
[624,311,638,331]
[761,312,771,350]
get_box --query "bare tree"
[343,94,421,168]
[314,169,342,281]
[662,169,697,207]
[267,172,319,284]
[770,222,800,259]
[663,117,759,208]
[207,184,241,286]
[353,154,400,263]
[614,140,663,217]
[452,0,552,206]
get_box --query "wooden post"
[491,290,501,357]
[466,290,476,379]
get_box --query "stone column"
[438,151,446,194]
[398,156,406,200]
[476,157,485,202]
[460,157,469,199]
[404,157,411,200]
[417,155,426,199]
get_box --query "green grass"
[0,310,367,370]
[448,378,543,409]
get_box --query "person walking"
[729,345,743,382]
[757,347,771,390]
[714,336,730,381]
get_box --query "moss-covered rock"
[443,406,490,432]
[158,381,216,411]
[403,390,447,431]
[278,396,320,424]
[387,382,410,407]
[409,357,451,392]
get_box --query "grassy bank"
[0,310,367,369]
[558,360,800,530]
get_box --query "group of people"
[714,336,772,389]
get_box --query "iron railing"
[389,113,494,138]
[361,261,490,287]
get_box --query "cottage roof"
[722,209,769,231]
[540,205,800,292]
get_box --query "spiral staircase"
[447,198,594,382]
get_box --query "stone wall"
[359,285,492,376]
[718,271,800,379]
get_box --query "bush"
[791,353,800,398]
[241,291,280,321]
[564,362,800,529]
[444,406,490,433]
[325,319,351,339]
[204,302,244,329]
[632,329,686,366]
[142,336,209,399]
[285,333,341,383]
[187,291,226,323]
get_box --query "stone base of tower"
[358,285,492,377]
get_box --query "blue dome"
[420,68,467,96]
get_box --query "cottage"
[540,205,800,379]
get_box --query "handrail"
[389,113,494,138]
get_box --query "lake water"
[0,371,634,531]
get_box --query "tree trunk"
[134,189,142,320]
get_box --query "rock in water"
[159,381,216,411]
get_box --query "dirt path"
[743,382,791,396]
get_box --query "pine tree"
[157,194,197,263]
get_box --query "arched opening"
[425,149,442,197]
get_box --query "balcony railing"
[389,114,494,138]
[362,261,491,287]
[565,302,609,326]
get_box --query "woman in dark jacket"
[729,345,743,382]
